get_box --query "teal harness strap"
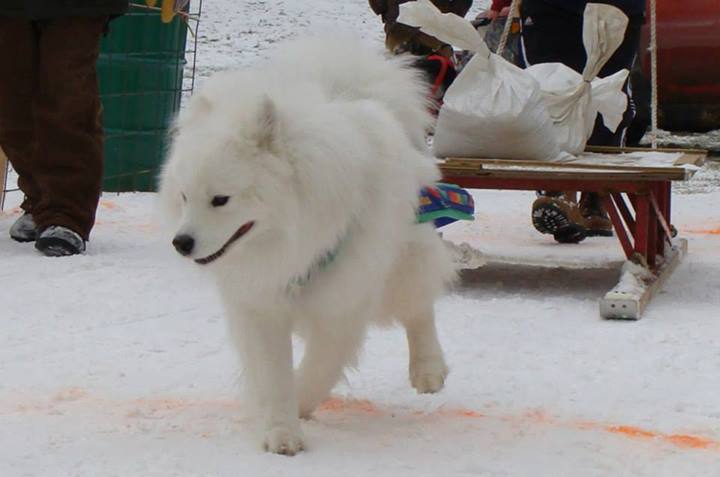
[289,240,343,289]
[287,183,475,290]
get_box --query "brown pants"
[0,16,107,240]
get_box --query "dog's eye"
[211,195,230,207]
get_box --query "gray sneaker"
[9,213,38,242]
[35,225,86,257]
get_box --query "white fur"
[158,35,455,455]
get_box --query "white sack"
[398,0,629,160]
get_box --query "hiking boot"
[531,193,587,244]
[35,225,86,257]
[9,213,38,242]
[579,193,614,237]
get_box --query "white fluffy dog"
[158,36,455,455]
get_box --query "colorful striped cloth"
[417,183,475,228]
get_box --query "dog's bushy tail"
[267,34,435,151]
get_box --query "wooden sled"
[440,146,706,320]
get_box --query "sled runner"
[439,146,706,320]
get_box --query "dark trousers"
[519,3,643,147]
[0,16,107,240]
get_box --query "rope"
[496,0,519,57]
[649,0,658,149]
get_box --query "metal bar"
[602,195,635,260]
[664,181,673,238]
[649,184,674,247]
[647,191,658,269]
[654,183,666,258]
[612,192,635,235]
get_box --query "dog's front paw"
[410,357,448,394]
[263,426,305,456]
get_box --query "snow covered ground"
[2,1,720,475]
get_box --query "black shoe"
[553,224,587,244]
[9,213,37,242]
[35,226,86,257]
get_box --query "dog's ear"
[175,94,213,131]
[195,95,214,115]
[188,94,213,119]
[256,95,277,150]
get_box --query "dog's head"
[158,82,298,267]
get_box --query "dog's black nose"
[172,234,195,256]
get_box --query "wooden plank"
[439,176,652,194]
[445,157,682,174]
[440,165,687,182]
[0,146,8,211]
[600,239,687,320]
[441,159,690,182]
[634,194,651,264]
[585,145,707,155]
[673,153,706,168]
[442,148,707,182]
[649,189,674,246]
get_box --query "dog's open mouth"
[194,221,255,265]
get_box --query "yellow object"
[161,0,175,23]
[145,0,158,6]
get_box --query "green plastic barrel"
[98,5,189,191]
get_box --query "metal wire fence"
[100,1,202,191]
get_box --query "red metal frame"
[441,174,674,272]
[426,54,452,100]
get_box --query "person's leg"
[625,58,651,147]
[32,16,107,246]
[519,3,586,72]
[588,20,644,147]
[0,18,40,221]
[521,5,588,243]
[582,20,644,237]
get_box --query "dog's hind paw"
[263,426,305,456]
[410,357,448,394]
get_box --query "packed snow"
[2,1,720,475]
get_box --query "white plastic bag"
[398,0,629,160]
[525,3,629,155]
